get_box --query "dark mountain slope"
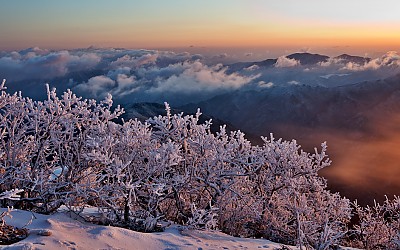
[334,54,371,65]
[287,52,329,65]
[181,74,400,139]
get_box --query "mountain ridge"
[227,52,371,72]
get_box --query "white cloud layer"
[275,56,300,68]
[75,60,257,103]
[0,48,101,81]
[245,65,260,71]
[1,47,400,105]
[342,51,400,71]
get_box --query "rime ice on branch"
[0,79,398,249]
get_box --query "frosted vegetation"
[0,79,398,249]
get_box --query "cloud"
[110,54,158,69]
[320,73,350,79]
[342,51,400,71]
[148,61,255,93]
[206,53,237,65]
[274,56,300,68]
[318,58,341,67]
[245,65,260,71]
[2,47,400,106]
[75,75,116,98]
[0,49,101,81]
[381,51,400,65]
[239,51,398,89]
[19,47,50,57]
[72,58,258,105]
[288,80,300,85]
[258,81,274,88]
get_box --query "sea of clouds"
[1,47,400,105]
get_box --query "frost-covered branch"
[0,189,23,200]
[1,80,393,248]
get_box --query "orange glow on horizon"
[1,14,399,55]
[1,1,400,55]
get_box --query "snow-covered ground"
[1,208,298,250]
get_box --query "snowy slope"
[1,208,299,250]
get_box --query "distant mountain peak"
[288,52,324,56]
[334,54,371,65]
[286,53,329,65]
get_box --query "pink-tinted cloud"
[342,51,400,71]
[275,56,299,68]
[74,59,258,104]
[110,54,158,69]
[75,75,116,98]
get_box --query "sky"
[1,0,400,57]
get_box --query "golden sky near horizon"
[0,0,399,55]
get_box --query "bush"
[0,80,123,213]
[347,196,400,249]
[1,79,397,249]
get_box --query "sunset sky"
[1,0,399,57]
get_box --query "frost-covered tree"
[348,196,400,249]
[83,117,182,230]
[83,104,252,231]
[217,136,351,249]
[3,79,395,249]
[0,80,123,212]
[82,103,351,248]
